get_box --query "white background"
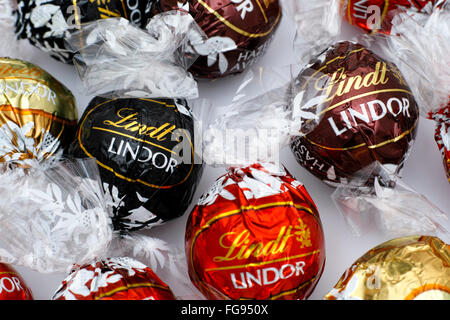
[9,8,450,300]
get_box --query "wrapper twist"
[201,65,321,168]
[0,158,112,273]
[65,10,207,99]
[380,7,450,181]
[0,157,201,300]
[332,162,450,243]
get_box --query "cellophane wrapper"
[111,235,205,300]
[291,0,345,65]
[0,156,200,298]
[65,10,207,99]
[0,0,33,60]
[380,7,450,181]
[331,162,450,243]
[0,158,113,273]
[201,65,324,168]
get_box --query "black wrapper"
[68,96,203,232]
[15,0,154,63]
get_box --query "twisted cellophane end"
[0,157,114,274]
[66,10,207,99]
[331,162,450,242]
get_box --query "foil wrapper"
[0,263,33,300]
[53,257,176,300]
[68,96,203,232]
[341,0,440,34]
[289,41,419,186]
[152,0,282,78]
[325,235,450,300]
[15,0,154,63]
[0,57,78,165]
[430,106,450,181]
[186,163,325,300]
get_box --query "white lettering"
[127,0,142,25]
[107,138,177,172]
[230,261,307,289]
[353,0,369,19]
[231,0,254,20]
[328,97,412,136]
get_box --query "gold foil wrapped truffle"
[325,235,450,300]
[0,58,78,164]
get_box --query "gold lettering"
[102,108,178,142]
[103,110,138,128]
[156,125,176,141]
[213,225,298,262]
[380,62,389,85]
[272,226,294,254]
[213,231,250,262]
[315,62,390,103]
[98,7,121,18]
[344,75,362,94]
[149,123,170,138]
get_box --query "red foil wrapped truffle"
[186,163,326,300]
[0,263,33,300]
[152,0,282,78]
[52,257,176,300]
[290,41,419,186]
[341,0,439,33]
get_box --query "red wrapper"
[0,263,33,300]
[153,0,282,78]
[290,41,419,186]
[186,163,326,300]
[429,104,450,182]
[341,0,439,33]
[53,258,176,300]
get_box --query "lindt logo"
[102,107,178,142]
[210,217,314,290]
[213,217,312,263]
[316,62,389,103]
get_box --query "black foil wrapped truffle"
[68,96,203,232]
[64,11,207,232]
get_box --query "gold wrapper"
[325,236,450,300]
[0,58,78,163]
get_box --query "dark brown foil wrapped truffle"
[290,41,419,186]
[152,0,282,78]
